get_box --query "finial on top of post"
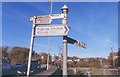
[62,5,68,13]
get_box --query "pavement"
[35,65,57,77]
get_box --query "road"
[35,65,57,77]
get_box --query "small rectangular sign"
[36,15,51,24]
[50,14,64,19]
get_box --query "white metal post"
[27,16,36,76]
[63,39,67,76]
[62,5,68,77]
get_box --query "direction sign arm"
[64,36,86,48]
[63,36,77,44]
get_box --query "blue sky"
[2,2,118,58]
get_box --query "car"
[16,64,27,76]
[2,58,11,71]
[31,60,41,70]
[16,60,41,76]
[2,58,12,76]
[16,64,34,76]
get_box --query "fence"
[68,68,120,75]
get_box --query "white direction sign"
[35,24,69,36]
[50,14,64,19]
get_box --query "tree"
[8,47,29,64]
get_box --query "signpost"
[27,5,86,77]
[35,24,69,36]
[62,5,68,77]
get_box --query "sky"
[2,2,118,58]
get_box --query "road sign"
[30,14,64,24]
[74,41,86,48]
[50,14,64,19]
[35,24,69,36]
[64,36,86,48]
[36,15,51,24]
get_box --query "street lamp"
[110,46,115,68]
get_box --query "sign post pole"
[62,5,68,77]
[27,16,36,76]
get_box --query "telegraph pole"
[27,16,36,76]
[62,5,68,76]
